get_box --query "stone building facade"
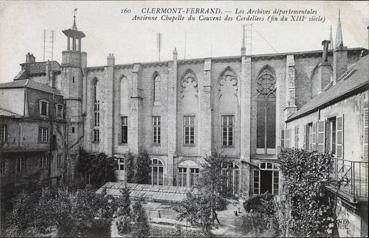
[0,79,68,187]
[1,15,367,199]
[282,53,368,237]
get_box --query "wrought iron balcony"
[327,157,368,203]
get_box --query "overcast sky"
[0,1,368,83]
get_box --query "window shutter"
[317,120,325,153]
[38,127,42,143]
[336,115,344,158]
[287,129,291,148]
[303,125,306,150]
[281,129,285,148]
[312,122,317,151]
[364,106,368,159]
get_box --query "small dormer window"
[39,100,49,117]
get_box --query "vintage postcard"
[0,1,368,237]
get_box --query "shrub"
[214,195,228,211]
[77,149,117,187]
[116,215,132,235]
[131,200,150,238]
[125,152,135,183]
[243,192,274,215]
[133,151,151,184]
[117,186,131,217]
[278,148,337,237]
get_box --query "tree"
[175,192,212,233]
[133,151,151,184]
[125,152,135,183]
[4,190,41,237]
[131,200,150,238]
[198,152,230,199]
[77,149,117,187]
[116,186,132,235]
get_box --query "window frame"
[92,128,100,143]
[121,116,128,144]
[152,116,161,145]
[253,162,280,195]
[0,124,7,144]
[39,127,49,143]
[39,100,49,117]
[183,115,196,146]
[221,115,235,147]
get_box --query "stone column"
[199,58,212,156]
[240,54,252,197]
[283,55,297,120]
[103,54,115,156]
[166,48,178,185]
[129,63,141,154]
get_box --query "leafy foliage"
[116,186,132,235]
[175,192,213,233]
[198,152,229,198]
[77,149,117,187]
[3,187,117,237]
[131,200,150,238]
[116,215,132,235]
[133,151,151,184]
[242,192,278,236]
[243,192,274,215]
[278,148,337,237]
[125,152,135,183]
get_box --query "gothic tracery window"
[256,67,276,154]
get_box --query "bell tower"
[60,10,87,180]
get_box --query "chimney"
[107,53,115,66]
[26,53,35,63]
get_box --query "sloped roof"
[97,182,190,203]
[287,55,369,122]
[14,61,61,80]
[0,79,62,95]
[0,108,22,118]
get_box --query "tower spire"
[241,24,246,56]
[329,24,333,50]
[335,9,343,49]
[72,8,78,30]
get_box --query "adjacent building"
[282,37,368,237]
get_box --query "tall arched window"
[256,67,276,154]
[120,76,129,114]
[151,158,164,185]
[119,76,129,145]
[153,73,161,104]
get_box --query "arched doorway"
[253,162,279,195]
[176,160,200,187]
[222,162,240,196]
[151,158,164,185]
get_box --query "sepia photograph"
[0,1,368,237]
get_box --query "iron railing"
[328,157,368,201]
